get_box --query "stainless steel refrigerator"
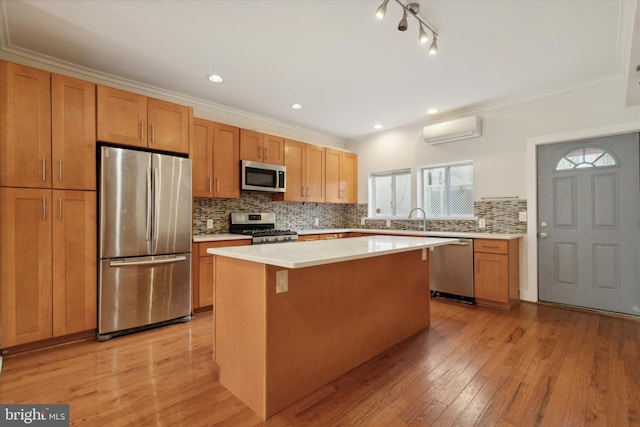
[98,146,192,340]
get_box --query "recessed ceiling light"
[374,124,383,130]
[207,74,223,83]
[427,108,439,114]
[291,103,303,110]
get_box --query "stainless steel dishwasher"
[429,238,474,303]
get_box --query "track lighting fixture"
[376,0,439,54]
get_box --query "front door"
[537,133,640,316]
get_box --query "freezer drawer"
[98,253,191,339]
[429,238,474,301]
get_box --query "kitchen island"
[207,235,457,419]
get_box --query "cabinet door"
[52,190,96,336]
[474,252,509,303]
[239,129,263,163]
[278,139,305,202]
[0,188,53,347]
[325,148,342,203]
[96,85,147,148]
[342,152,358,203]
[199,255,215,308]
[263,134,284,165]
[51,74,96,191]
[212,123,240,198]
[0,61,51,188]
[147,98,190,154]
[305,143,325,203]
[191,118,214,197]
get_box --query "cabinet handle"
[208,178,212,193]
[216,178,220,193]
[151,123,155,142]
[306,187,309,197]
[42,158,46,182]
[264,146,268,159]
[481,244,499,248]
[58,197,63,220]
[258,145,262,158]
[141,121,145,141]
[300,186,305,197]
[59,160,63,182]
[42,196,46,220]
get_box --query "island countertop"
[207,235,458,269]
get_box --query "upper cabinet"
[52,74,96,190]
[273,139,325,203]
[97,85,190,154]
[325,148,357,204]
[0,61,52,188]
[240,129,284,165]
[0,61,96,190]
[191,118,240,199]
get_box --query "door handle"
[539,232,548,239]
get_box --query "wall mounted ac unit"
[423,115,482,144]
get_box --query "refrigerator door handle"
[146,167,152,241]
[153,167,160,241]
[109,255,187,267]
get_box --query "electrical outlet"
[422,248,427,260]
[386,219,391,227]
[360,218,366,226]
[478,218,486,229]
[276,270,288,294]
[206,219,214,229]
[519,211,527,222]
[314,218,319,226]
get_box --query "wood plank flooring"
[1,299,639,426]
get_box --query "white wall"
[347,75,640,302]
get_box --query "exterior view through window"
[419,162,474,217]
[369,169,411,217]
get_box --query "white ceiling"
[1,0,638,141]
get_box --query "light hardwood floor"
[1,299,639,426]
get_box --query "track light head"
[429,35,438,55]
[398,9,408,31]
[419,24,429,44]
[375,0,389,19]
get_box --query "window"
[369,169,411,217]
[555,146,617,171]
[419,162,474,217]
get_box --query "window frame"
[368,168,412,218]
[418,161,475,219]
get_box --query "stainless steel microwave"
[241,160,286,193]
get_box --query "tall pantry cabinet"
[0,61,97,349]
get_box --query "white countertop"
[193,233,252,243]
[207,235,459,269]
[296,228,524,240]
[194,229,523,243]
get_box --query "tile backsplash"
[193,194,527,235]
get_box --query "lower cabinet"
[192,240,251,311]
[0,188,96,349]
[473,238,520,310]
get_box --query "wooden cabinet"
[240,129,284,165]
[474,238,520,310]
[273,139,325,202]
[192,240,251,311]
[0,188,96,348]
[0,63,95,191]
[191,118,240,199]
[325,148,357,204]
[0,61,52,188]
[97,85,190,154]
[52,74,96,190]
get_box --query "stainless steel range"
[229,212,298,244]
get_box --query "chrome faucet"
[408,207,427,231]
